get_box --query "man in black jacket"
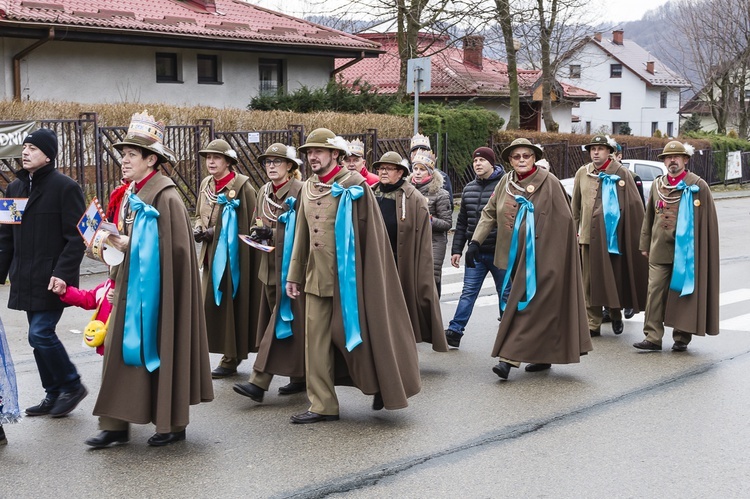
[444,147,506,348]
[0,129,87,418]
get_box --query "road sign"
[406,57,431,94]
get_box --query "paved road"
[1,195,749,498]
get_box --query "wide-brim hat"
[258,142,302,170]
[657,140,694,159]
[298,128,350,155]
[584,134,616,152]
[373,151,410,175]
[199,139,238,165]
[113,110,176,165]
[500,138,544,163]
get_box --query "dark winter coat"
[451,166,504,255]
[412,173,452,284]
[0,162,86,311]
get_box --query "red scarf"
[594,159,611,173]
[215,171,235,192]
[319,165,342,184]
[272,179,289,193]
[134,170,158,192]
[667,170,688,186]
[517,166,537,181]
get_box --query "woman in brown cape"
[233,143,307,402]
[194,139,261,378]
[469,138,592,380]
[372,151,448,352]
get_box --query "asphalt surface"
[1,190,749,498]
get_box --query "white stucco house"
[0,0,381,107]
[557,30,690,137]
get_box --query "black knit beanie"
[23,128,58,161]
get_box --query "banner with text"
[0,122,36,159]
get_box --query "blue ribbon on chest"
[275,196,297,339]
[598,172,621,254]
[212,194,240,306]
[500,195,536,312]
[331,182,364,351]
[123,193,161,372]
[670,181,700,296]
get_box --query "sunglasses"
[510,153,534,160]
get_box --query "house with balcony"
[0,0,381,107]
[557,30,690,137]
[335,32,597,133]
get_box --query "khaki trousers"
[643,262,692,346]
[303,294,339,415]
[581,245,622,331]
[99,416,184,433]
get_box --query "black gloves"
[249,225,273,242]
[193,227,214,243]
[465,241,480,268]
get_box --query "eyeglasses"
[510,153,533,161]
[262,158,286,167]
[377,165,401,172]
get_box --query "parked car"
[560,159,667,200]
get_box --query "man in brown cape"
[572,134,648,338]
[286,128,421,423]
[634,141,720,352]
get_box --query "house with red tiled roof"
[0,0,381,107]
[335,31,597,133]
[557,30,690,137]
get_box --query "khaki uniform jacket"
[373,181,448,352]
[640,172,720,335]
[194,173,262,357]
[287,167,421,410]
[253,179,306,378]
[473,168,592,364]
[94,173,214,433]
[572,160,649,311]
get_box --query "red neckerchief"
[214,171,235,192]
[272,179,289,193]
[594,158,611,173]
[411,175,432,185]
[667,170,688,186]
[134,170,158,192]
[319,165,342,184]
[517,166,537,181]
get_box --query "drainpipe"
[13,27,55,101]
[330,51,365,79]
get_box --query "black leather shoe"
[50,385,88,418]
[211,366,237,379]
[633,340,661,351]
[590,329,601,337]
[372,393,384,411]
[278,381,306,395]
[525,363,552,372]
[601,308,612,323]
[612,320,624,335]
[85,430,129,449]
[233,382,264,403]
[445,329,462,348]
[25,396,58,416]
[147,430,186,447]
[290,411,339,424]
[624,308,635,319]
[672,341,688,352]
[492,361,512,380]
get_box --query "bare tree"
[495,0,520,129]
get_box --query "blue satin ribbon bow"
[331,182,365,351]
[500,195,537,312]
[212,194,240,306]
[670,181,700,296]
[123,193,161,372]
[598,172,621,255]
[275,197,297,339]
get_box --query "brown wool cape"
[380,181,448,351]
[641,172,720,336]
[473,168,592,364]
[575,161,649,311]
[196,174,263,358]
[290,170,421,410]
[253,179,306,378]
[94,174,214,433]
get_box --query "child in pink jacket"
[53,279,115,356]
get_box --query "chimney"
[646,60,655,74]
[594,32,602,42]
[612,30,624,45]
[462,35,484,69]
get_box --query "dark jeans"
[27,310,81,397]
[448,252,508,335]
